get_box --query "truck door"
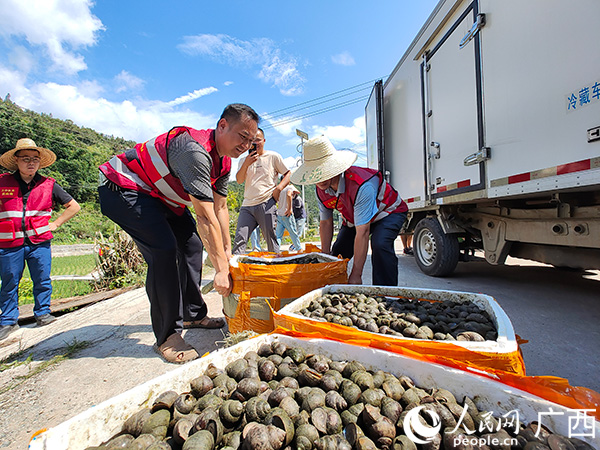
[422,1,486,201]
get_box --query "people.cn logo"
[403,405,442,444]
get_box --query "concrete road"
[360,241,600,393]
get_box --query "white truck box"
[366,0,600,276]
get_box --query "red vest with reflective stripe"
[317,166,408,226]
[0,173,54,248]
[99,127,231,213]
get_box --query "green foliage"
[22,253,96,278]
[227,181,245,239]
[17,254,97,305]
[94,230,146,290]
[18,278,33,301]
[51,254,97,276]
[17,279,93,305]
[52,201,115,244]
[0,98,136,202]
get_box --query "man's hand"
[272,186,282,201]
[214,270,232,296]
[246,152,259,165]
[348,273,363,285]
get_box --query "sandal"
[403,247,414,256]
[183,316,226,329]
[154,333,199,364]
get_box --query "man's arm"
[319,217,334,254]
[48,199,81,231]
[235,154,258,184]
[213,192,232,259]
[285,189,294,216]
[190,196,231,296]
[272,170,291,201]
[348,178,379,284]
[348,223,370,284]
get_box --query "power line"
[262,95,370,130]
[261,76,386,130]
[263,77,383,118]
[263,85,372,121]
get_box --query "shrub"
[93,230,146,290]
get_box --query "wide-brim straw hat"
[291,135,357,185]
[0,138,56,171]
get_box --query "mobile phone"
[249,144,257,155]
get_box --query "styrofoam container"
[277,284,517,353]
[29,334,599,450]
[229,252,343,267]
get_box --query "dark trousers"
[232,198,279,254]
[98,186,207,346]
[332,212,407,286]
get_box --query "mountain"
[0,97,136,202]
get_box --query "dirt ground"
[0,268,226,450]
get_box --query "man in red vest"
[0,138,81,341]
[98,104,259,364]
[291,135,408,286]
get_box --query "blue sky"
[0,0,438,173]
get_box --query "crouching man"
[291,136,408,286]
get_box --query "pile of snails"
[295,293,498,342]
[85,341,593,450]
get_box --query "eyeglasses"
[17,157,41,163]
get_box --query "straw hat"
[0,138,56,171]
[291,135,357,185]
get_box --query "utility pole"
[295,129,309,238]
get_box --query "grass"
[0,339,90,395]
[18,254,97,305]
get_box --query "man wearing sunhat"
[0,138,81,340]
[291,135,408,286]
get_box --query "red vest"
[99,127,231,213]
[317,166,408,226]
[0,173,55,248]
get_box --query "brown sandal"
[154,333,199,364]
[183,316,225,329]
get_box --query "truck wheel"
[413,217,459,277]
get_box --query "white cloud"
[262,115,304,138]
[224,81,233,86]
[8,46,34,74]
[311,116,365,145]
[331,51,356,66]
[0,66,217,143]
[283,156,301,171]
[163,87,218,107]
[178,34,305,96]
[77,79,104,98]
[114,71,145,93]
[0,0,104,74]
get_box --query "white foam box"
[277,284,518,354]
[29,334,599,450]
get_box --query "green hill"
[0,97,136,203]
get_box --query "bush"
[52,201,115,244]
[94,230,146,290]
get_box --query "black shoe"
[35,314,56,327]
[403,247,414,256]
[0,323,19,340]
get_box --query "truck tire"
[413,217,459,277]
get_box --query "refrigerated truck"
[365,0,600,276]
